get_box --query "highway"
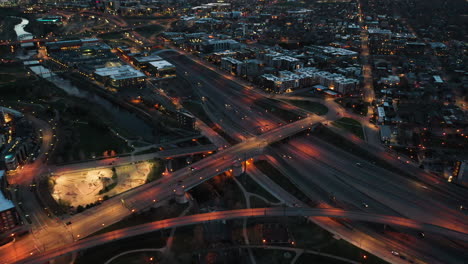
[158,50,304,140]
[3,33,467,264]
[49,144,218,175]
[0,115,322,264]
[152,48,468,263]
[16,207,468,264]
[266,136,468,263]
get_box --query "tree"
[76,205,84,213]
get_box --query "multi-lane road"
[17,207,468,264]
[268,136,468,263]
[0,114,321,264]
[3,42,468,264]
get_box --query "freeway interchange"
[17,208,468,264]
[2,49,468,264]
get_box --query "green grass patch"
[286,217,333,249]
[249,196,271,208]
[0,73,15,83]
[313,126,416,180]
[134,24,164,38]
[183,101,212,126]
[321,238,389,264]
[242,174,280,203]
[251,248,295,264]
[254,161,314,206]
[285,100,328,115]
[296,253,354,264]
[146,159,164,183]
[108,251,162,264]
[74,121,131,158]
[98,31,124,40]
[99,181,117,195]
[171,225,203,263]
[76,230,166,264]
[255,98,303,123]
[332,117,364,139]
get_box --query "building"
[377,106,386,124]
[148,60,176,78]
[45,38,100,54]
[240,59,262,78]
[380,125,391,143]
[260,67,358,94]
[0,139,29,171]
[94,65,145,89]
[175,111,196,130]
[405,42,426,56]
[201,39,240,53]
[220,57,242,75]
[131,54,164,69]
[453,161,468,186]
[271,56,303,71]
[0,170,20,234]
[129,54,176,78]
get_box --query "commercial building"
[148,60,176,78]
[201,39,240,53]
[131,54,163,67]
[0,170,20,234]
[220,57,243,75]
[0,139,29,171]
[94,65,145,89]
[45,38,100,53]
[130,54,176,78]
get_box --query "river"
[13,17,33,41]
[12,18,156,142]
[28,67,156,142]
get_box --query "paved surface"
[0,115,320,264]
[50,144,218,175]
[16,207,468,264]
[3,44,467,264]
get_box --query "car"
[391,251,399,256]
[362,202,369,208]
[418,232,425,238]
[355,162,363,167]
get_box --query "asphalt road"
[17,207,468,264]
[3,45,467,264]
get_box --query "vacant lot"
[52,161,154,207]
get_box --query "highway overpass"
[50,144,218,175]
[17,207,468,264]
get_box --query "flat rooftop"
[95,65,145,80]
[149,60,175,70]
[0,170,15,212]
[133,54,164,63]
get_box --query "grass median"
[254,160,315,206]
[285,100,329,115]
[332,117,364,139]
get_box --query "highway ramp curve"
[16,207,468,264]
